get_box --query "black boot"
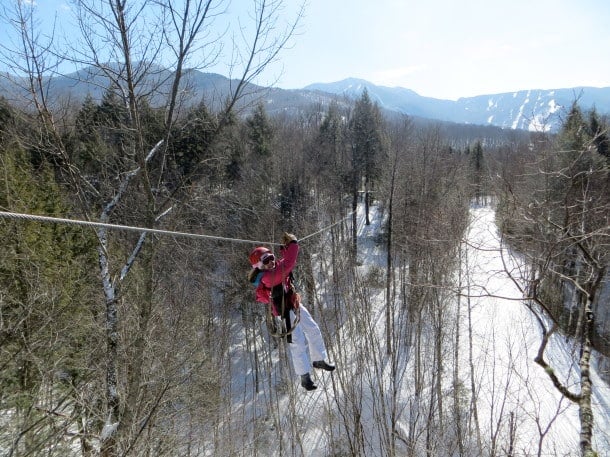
[300,373,317,391]
[313,360,336,372]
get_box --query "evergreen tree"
[0,97,14,141]
[588,108,610,160]
[242,102,276,200]
[247,102,274,158]
[67,94,106,175]
[310,102,349,202]
[0,144,98,455]
[349,89,386,228]
[560,103,589,153]
[469,140,485,204]
[315,102,344,169]
[169,100,220,184]
[97,86,130,153]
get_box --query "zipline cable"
[299,212,355,242]
[0,209,355,246]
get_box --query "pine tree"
[349,89,386,229]
[169,100,220,183]
[247,102,274,158]
[588,108,610,160]
[469,140,485,204]
[0,143,98,455]
[310,102,349,203]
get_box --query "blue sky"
[4,0,610,100]
[260,0,610,99]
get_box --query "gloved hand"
[281,232,297,246]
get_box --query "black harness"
[269,273,300,343]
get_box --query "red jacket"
[254,241,299,304]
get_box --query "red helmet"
[249,246,273,268]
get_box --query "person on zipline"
[248,232,335,391]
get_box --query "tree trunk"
[352,190,358,257]
[579,288,601,456]
[453,244,464,457]
[386,167,394,355]
[365,176,371,226]
[98,229,120,457]
[123,236,155,442]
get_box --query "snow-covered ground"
[217,202,610,456]
[463,204,610,455]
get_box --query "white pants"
[288,305,328,376]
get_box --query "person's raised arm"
[262,233,298,287]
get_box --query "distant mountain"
[0,66,343,119]
[306,78,455,120]
[306,78,610,132]
[2,66,609,132]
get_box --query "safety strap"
[266,305,300,341]
[268,277,301,342]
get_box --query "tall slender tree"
[469,140,485,204]
[349,89,386,227]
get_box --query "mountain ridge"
[306,78,610,132]
[2,66,609,132]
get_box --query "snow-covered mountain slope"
[307,78,610,132]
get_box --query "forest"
[1,0,609,456]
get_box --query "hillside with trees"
[1,1,609,456]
